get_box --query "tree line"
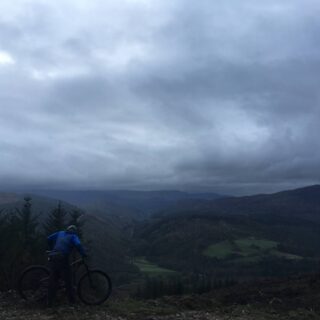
[135,274,237,299]
[0,197,84,290]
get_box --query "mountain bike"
[18,255,112,305]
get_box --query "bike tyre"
[77,270,112,305]
[18,265,50,302]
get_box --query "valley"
[1,185,320,295]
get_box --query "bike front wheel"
[77,270,112,305]
[18,265,50,303]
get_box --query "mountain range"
[1,184,320,283]
[29,189,224,219]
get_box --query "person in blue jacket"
[47,225,86,306]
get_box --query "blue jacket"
[48,231,86,257]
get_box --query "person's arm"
[47,232,59,250]
[71,234,87,257]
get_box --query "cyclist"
[47,225,86,306]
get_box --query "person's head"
[66,225,77,234]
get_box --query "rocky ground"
[2,275,320,319]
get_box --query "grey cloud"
[0,0,319,194]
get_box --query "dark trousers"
[47,254,75,306]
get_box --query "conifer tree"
[0,197,43,289]
[68,209,85,239]
[16,197,38,247]
[14,197,43,264]
[0,210,8,263]
[44,201,67,235]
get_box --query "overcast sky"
[0,0,319,195]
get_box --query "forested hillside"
[1,185,320,298]
[131,185,320,293]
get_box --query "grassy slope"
[134,257,177,275]
[203,237,302,261]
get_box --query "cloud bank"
[0,0,320,195]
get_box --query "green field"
[203,237,302,261]
[203,240,238,259]
[134,257,177,275]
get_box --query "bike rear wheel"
[77,270,112,305]
[18,265,50,303]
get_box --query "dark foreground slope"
[2,274,320,320]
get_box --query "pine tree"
[0,197,44,289]
[44,201,67,235]
[68,209,85,239]
[0,210,8,264]
[16,197,38,247]
[16,197,43,265]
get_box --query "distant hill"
[160,185,320,221]
[30,189,224,219]
[0,193,21,205]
